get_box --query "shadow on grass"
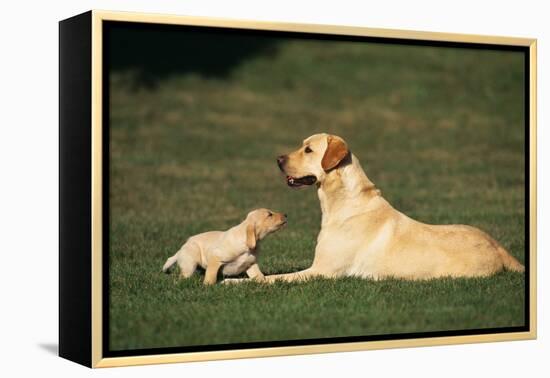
[107,22,280,88]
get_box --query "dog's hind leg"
[163,242,200,278]
[176,245,199,279]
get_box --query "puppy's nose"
[277,155,287,171]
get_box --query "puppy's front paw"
[221,278,247,285]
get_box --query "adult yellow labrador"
[226,133,524,284]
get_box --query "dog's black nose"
[277,155,287,170]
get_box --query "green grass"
[108,36,526,351]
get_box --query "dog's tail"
[498,246,525,273]
[162,254,178,274]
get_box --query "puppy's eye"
[305,146,313,153]
[267,212,273,217]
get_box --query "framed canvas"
[59,10,537,368]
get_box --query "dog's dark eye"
[305,146,313,153]
[267,212,273,217]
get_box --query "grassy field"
[108,31,526,351]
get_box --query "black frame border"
[59,11,93,367]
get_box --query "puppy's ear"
[321,135,349,171]
[246,223,256,250]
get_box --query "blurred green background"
[107,24,525,351]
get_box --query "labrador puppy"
[163,208,287,284]
[226,133,524,284]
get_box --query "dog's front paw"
[221,278,247,285]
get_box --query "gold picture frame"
[59,9,537,368]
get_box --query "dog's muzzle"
[286,175,317,188]
[277,155,287,172]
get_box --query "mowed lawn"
[108,34,526,351]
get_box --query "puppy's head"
[276,133,350,189]
[244,208,287,250]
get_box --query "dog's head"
[244,208,287,250]
[277,133,350,188]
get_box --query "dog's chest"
[314,219,396,276]
[222,251,256,276]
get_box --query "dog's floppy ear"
[246,223,256,250]
[321,135,349,171]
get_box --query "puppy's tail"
[498,246,525,273]
[162,254,178,274]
